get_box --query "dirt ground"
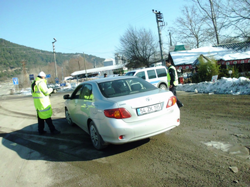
[0,91,249,187]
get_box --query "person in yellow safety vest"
[166,60,184,108]
[31,71,61,135]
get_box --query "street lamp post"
[152,9,165,66]
[83,52,87,80]
[52,38,58,82]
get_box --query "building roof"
[213,41,250,51]
[71,64,124,76]
[104,58,115,62]
[170,45,250,66]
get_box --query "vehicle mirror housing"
[63,94,70,99]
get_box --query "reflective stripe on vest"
[39,106,51,112]
[33,96,49,99]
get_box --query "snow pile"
[177,77,250,95]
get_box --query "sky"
[0,0,188,59]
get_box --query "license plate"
[137,103,162,116]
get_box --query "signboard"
[60,83,66,87]
[46,74,51,78]
[169,45,191,52]
[29,74,34,81]
[218,58,250,65]
[12,77,19,85]
[211,75,218,83]
[176,65,193,70]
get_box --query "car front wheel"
[89,121,107,150]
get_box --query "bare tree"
[170,5,208,48]
[118,26,158,68]
[62,56,93,77]
[221,0,250,40]
[193,0,227,45]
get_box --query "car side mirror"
[63,94,70,99]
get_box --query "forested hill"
[0,38,105,79]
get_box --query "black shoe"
[51,129,61,135]
[178,103,184,108]
[39,131,47,135]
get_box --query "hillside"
[0,38,105,80]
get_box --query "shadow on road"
[1,118,150,162]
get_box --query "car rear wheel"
[159,83,167,90]
[89,121,107,150]
[65,108,74,126]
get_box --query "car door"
[135,71,146,80]
[67,85,84,125]
[74,84,94,132]
[156,67,168,87]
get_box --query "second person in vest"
[166,60,184,108]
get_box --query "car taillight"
[104,108,131,119]
[166,96,177,108]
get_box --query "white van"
[125,66,169,90]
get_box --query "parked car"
[125,66,169,90]
[47,84,61,91]
[63,76,180,150]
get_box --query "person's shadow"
[1,117,150,162]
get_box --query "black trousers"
[38,115,56,133]
[169,86,183,108]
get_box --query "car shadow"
[1,118,150,162]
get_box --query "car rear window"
[98,77,157,98]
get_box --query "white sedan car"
[63,76,180,150]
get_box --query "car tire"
[89,121,107,150]
[65,108,74,126]
[159,83,167,90]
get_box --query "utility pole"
[78,60,80,70]
[83,53,87,80]
[52,38,58,82]
[169,32,173,46]
[21,60,28,88]
[62,67,64,82]
[152,9,165,66]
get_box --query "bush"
[192,56,220,83]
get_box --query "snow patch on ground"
[177,77,250,95]
[203,141,232,152]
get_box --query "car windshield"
[98,77,157,98]
[125,72,135,76]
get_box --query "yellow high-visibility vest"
[31,77,53,119]
[168,65,179,86]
